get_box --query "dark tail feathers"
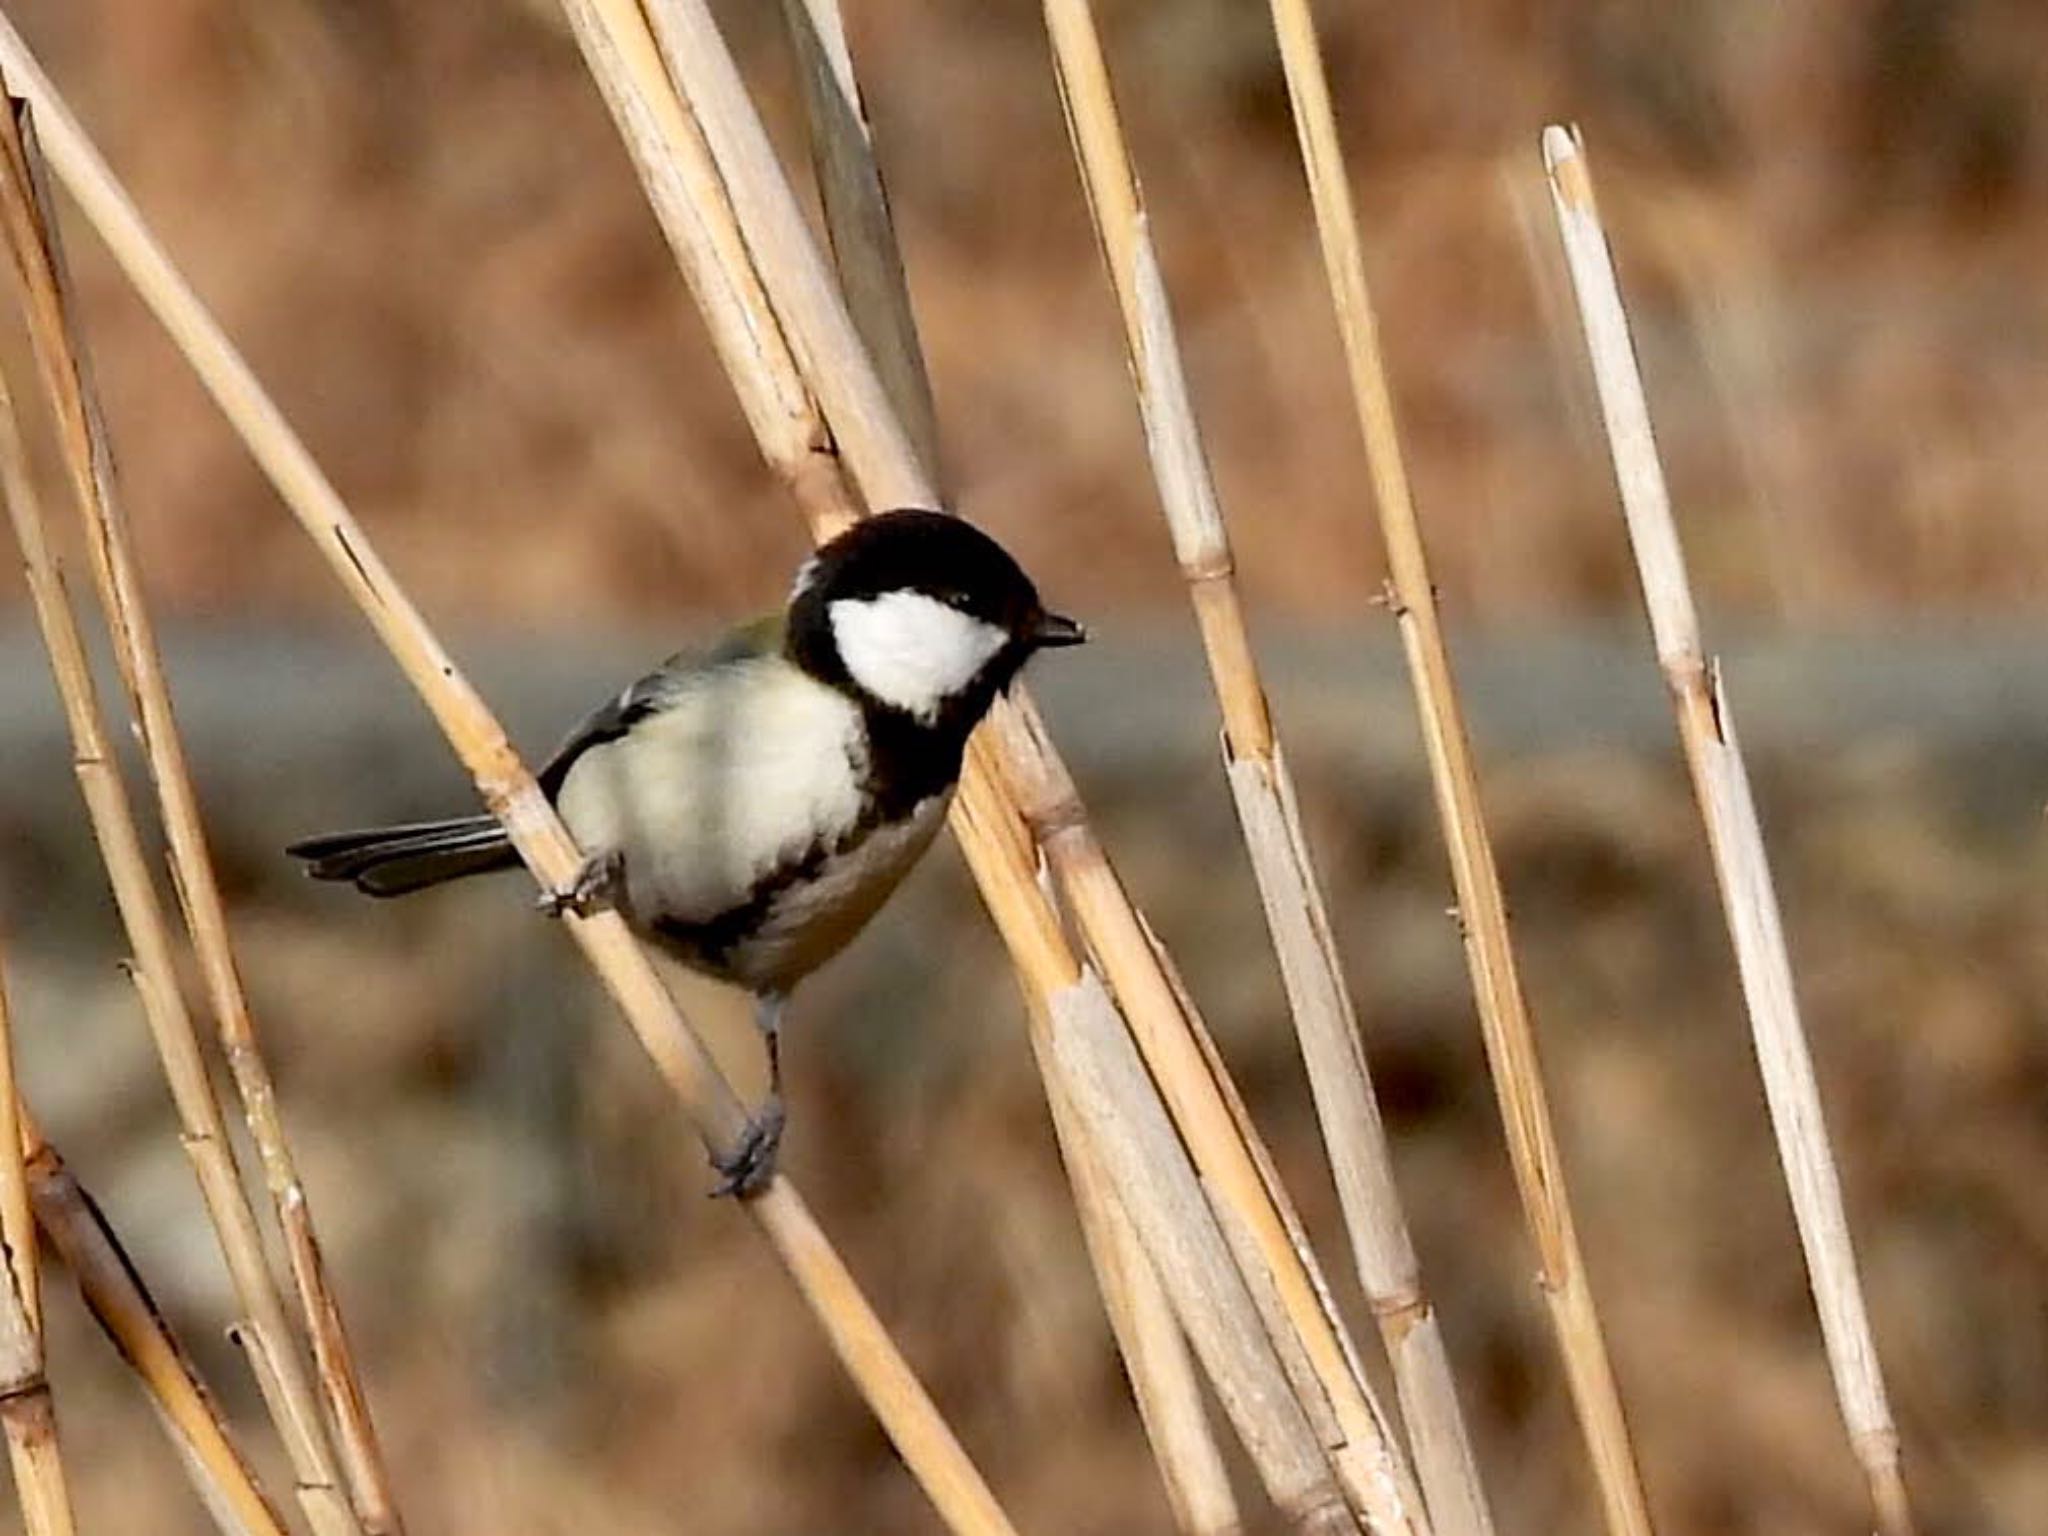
[287,816,519,898]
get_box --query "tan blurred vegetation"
[7,0,2048,625]
[1,2,2045,1535]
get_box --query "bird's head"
[788,509,1085,729]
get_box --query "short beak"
[1031,611,1087,649]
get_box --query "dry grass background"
[0,1,2045,1533]
[7,1,2048,623]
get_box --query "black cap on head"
[795,509,1042,627]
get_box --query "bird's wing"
[536,612,787,799]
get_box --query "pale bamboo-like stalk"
[5,7,1374,1528]
[631,6,1422,1528]
[776,9,1240,1523]
[1046,1083,1243,1536]
[1,100,403,1536]
[19,1110,290,1536]
[1258,8,1657,1534]
[0,953,76,1536]
[1542,124,1913,1536]
[952,765,1353,1533]
[0,107,360,1536]
[0,958,36,1345]
[583,0,1384,1516]
[1041,7,1494,1533]
[775,0,942,486]
[0,36,1017,1536]
[980,706,1419,1533]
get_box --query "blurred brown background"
[1,2,2044,1533]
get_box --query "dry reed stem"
[0,960,35,1344]
[984,705,1417,1533]
[1045,1085,1243,1536]
[775,0,942,488]
[950,767,1352,1531]
[0,108,360,1536]
[0,31,1018,1536]
[1257,9,1658,1535]
[18,1110,290,1536]
[577,0,1370,1515]
[550,0,815,469]
[0,98,403,1536]
[0,952,76,1536]
[630,5,1422,1528]
[1041,7,1493,1532]
[775,9,1241,1524]
[1543,124,1914,1536]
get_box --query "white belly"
[552,659,946,989]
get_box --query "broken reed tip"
[1539,123,1581,171]
[1540,124,1595,214]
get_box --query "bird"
[288,509,1085,1196]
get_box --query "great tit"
[289,509,1085,1195]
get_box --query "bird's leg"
[537,847,625,919]
[710,993,787,1199]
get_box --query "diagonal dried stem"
[0,958,36,1353]
[0,32,1018,1536]
[0,95,404,1536]
[1046,1079,1243,1536]
[952,764,1350,1532]
[0,100,361,1536]
[1258,7,1657,1534]
[1039,6,1494,1532]
[563,8,1367,1522]
[775,0,942,488]
[630,4,1422,1528]
[0,948,76,1536]
[19,1108,289,1536]
[776,9,1238,1526]
[1543,124,1913,1536]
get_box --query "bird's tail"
[287,815,520,898]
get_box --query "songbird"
[288,510,1084,1195]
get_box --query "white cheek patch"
[829,592,1008,721]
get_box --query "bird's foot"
[709,1095,785,1200]
[538,848,624,919]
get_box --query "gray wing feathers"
[291,616,783,900]
[536,662,693,798]
[534,619,778,796]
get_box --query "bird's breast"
[554,660,867,919]
[552,659,951,991]
[710,789,952,992]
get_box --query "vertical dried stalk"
[0,100,403,1536]
[776,9,1238,1524]
[0,958,36,1344]
[567,0,1389,1520]
[1543,124,1913,1536]
[0,109,360,1536]
[0,953,77,1536]
[20,1110,290,1536]
[1258,8,1658,1534]
[775,0,942,485]
[548,0,817,472]
[982,707,1418,1533]
[1040,6,1494,1533]
[632,6,1423,1528]
[1048,1085,1244,1536]
[0,37,1017,1536]
[951,767,1352,1532]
